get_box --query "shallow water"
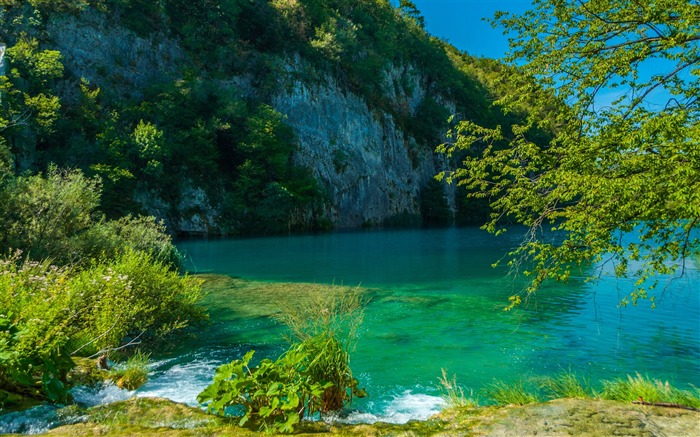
[5,227,696,433]
[132,227,700,422]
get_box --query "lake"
[136,226,700,423]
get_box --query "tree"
[439,0,700,307]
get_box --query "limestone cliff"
[273,63,446,228]
[1,1,489,235]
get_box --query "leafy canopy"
[439,0,700,307]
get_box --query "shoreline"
[5,396,699,436]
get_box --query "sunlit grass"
[109,350,151,391]
[601,373,700,409]
[482,379,540,406]
[540,370,592,400]
[438,369,479,408]
[476,372,700,410]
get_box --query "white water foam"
[332,390,446,424]
[1,354,447,435]
[0,406,63,435]
[135,356,221,405]
[71,381,133,407]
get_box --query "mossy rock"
[0,388,42,413]
[438,399,700,436]
[27,396,700,436]
[67,357,111,387]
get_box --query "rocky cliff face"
[37,9,455,234]
[273,62,446,228]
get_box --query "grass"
[539,370,592,400]
[482,379,540,406]
[601,373,700,409]
[109,350,151,391]
[438,369,479,408]
[473,372,699,410]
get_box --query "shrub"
[0,167,101,264]
[0,250,205,402]
[0,254,77,403]
[67,249,206,356]
[199,285,367,433]
[77,215,183,270]
[0,168,183,270]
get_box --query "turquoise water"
[139,227,699,422]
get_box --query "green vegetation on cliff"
[1,0,549,233]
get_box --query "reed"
[438,369,478,408]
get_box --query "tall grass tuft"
[438,369,478,408]
[274,285,368,412]
[274,284,366,347]
[109,350,150,391]
[483,379,539,406]
[601,373,700,409]
[540,370,591,399]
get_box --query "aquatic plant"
[198,346,333,433]
[198,285,368,433]
[274,284,367,411]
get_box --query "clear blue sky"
[393,0,532,58]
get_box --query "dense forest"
[0,0,546,235]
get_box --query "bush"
[67,249,205,356]
[0,168,183,269]
[0,167,101,264]
[0,250,205,402]
[199,285,367,432]
[77,215,183,270]
[0,255,76,403]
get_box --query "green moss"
[0,388,42,412]
[67,357,111,387]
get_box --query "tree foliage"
[0,168,205,404]
[439,0,700,307]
